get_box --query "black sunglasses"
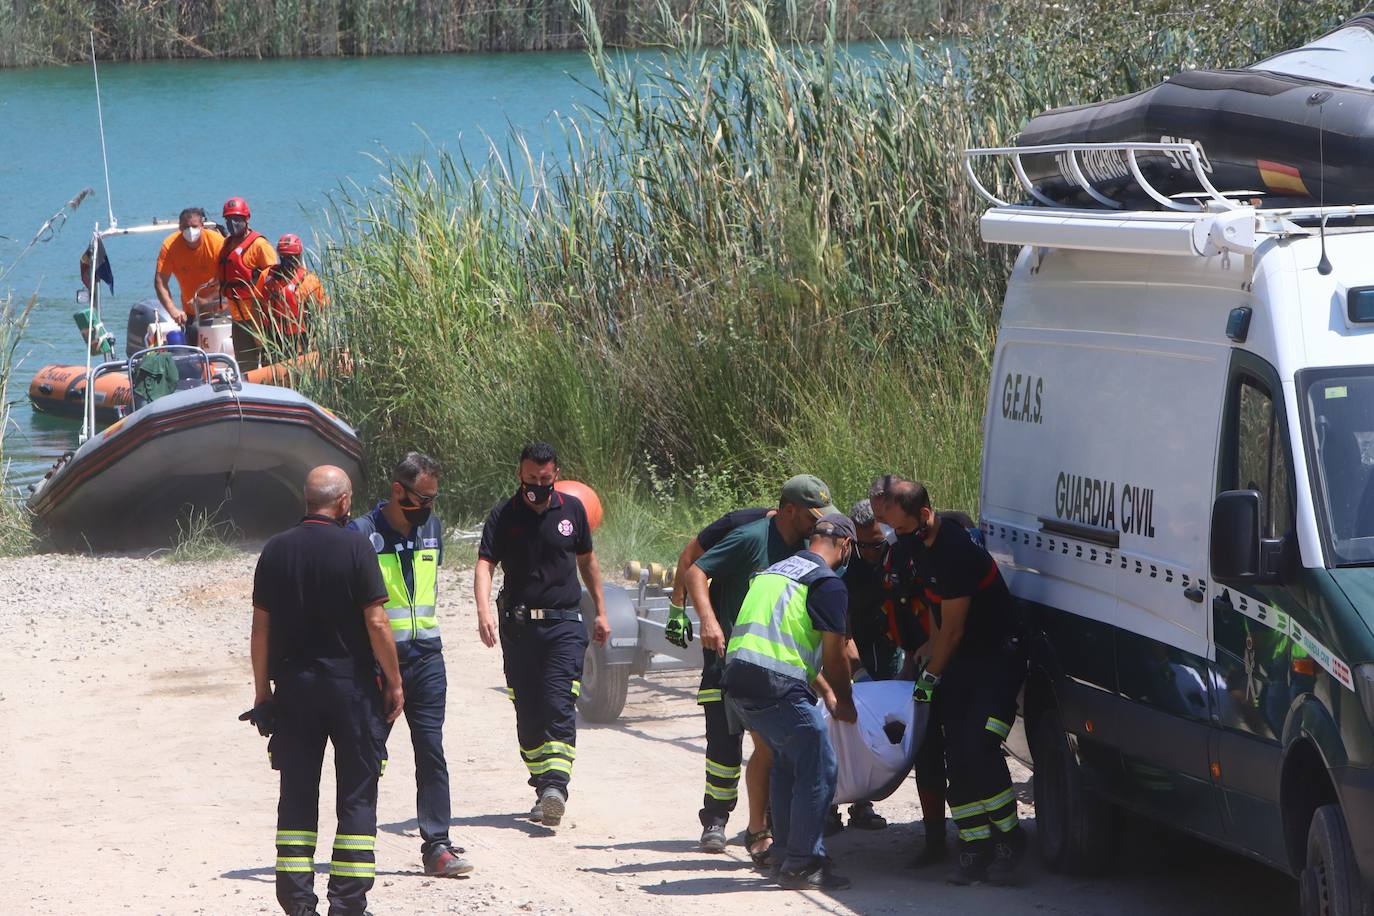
[399,481,438,507]
[856,539,886,550]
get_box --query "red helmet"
[277,233,304,256]
[222,197,251,219]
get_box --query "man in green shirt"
[683,475,836,860]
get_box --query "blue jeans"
[386,651,452,854]
[728,691,837,871]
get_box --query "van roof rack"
[964,141,1374,256]
[963,141,1239,213]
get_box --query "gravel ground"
[0,551,1299,916]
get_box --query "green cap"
[781,474,838,518]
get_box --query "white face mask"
[182,226,202,245]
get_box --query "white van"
[971,142,1374,914]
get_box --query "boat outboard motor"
[125,298,179,357]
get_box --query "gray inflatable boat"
[28,346,364,549]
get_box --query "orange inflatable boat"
[29,353,320,425]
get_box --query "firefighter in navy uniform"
[885,480,1027,886]
[245,465,404,916]
[349,452,474,878]
[473,442,611,828]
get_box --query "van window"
[1300,370,1374,565]
[1234,380,1292,540]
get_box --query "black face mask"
[401,505,432,527]
[521,482,555,506]
[226,216,248,236]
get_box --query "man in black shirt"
[248,465,404,916]
[885,480,1026,886]
[474,442,610,828]
[667,506,773,636]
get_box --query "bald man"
[247,465,404,916]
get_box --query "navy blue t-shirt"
[697,507,770,551]
[479,490,593,609]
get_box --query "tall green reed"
[0,296,36,554]
[0,0,940,67]
[309,0,1351,564]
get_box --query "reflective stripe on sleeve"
[985,716,1012,739]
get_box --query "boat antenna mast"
[80,33,116,444]
[90,31,116,228]
[1312,91,1333,276]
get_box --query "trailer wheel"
[1300,805,1368,916]
[1031,713,1116,875]
[578,645,629,723]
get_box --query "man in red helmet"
[216,196,277,368]
[253,234,327,357]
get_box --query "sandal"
[744,827,773,867]
[848,803,888,830]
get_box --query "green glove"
[913,670,941,704]
[665,602,693,649]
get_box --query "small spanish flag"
[1256,159,1311,197]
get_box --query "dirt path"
[0,552,1298,915]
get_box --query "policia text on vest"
[722,516,857,891]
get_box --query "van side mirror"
[1210,490,1281,585]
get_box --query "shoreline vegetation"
[0,0,951,68]
[305,0,1351,563]
[0,0,1353,561]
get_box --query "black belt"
[501,606,582,623]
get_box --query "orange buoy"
[555,479,603,530]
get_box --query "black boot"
[987,825,1027,885]
[947,840,991,886]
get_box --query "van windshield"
[1301,369,1374,566]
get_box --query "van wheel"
[577,645,629,723]
[1031,713,1116,875]
[1300,805,1367,916]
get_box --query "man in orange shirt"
[252,234,327,357]
[154,207,225,337]
[217,196,277,368]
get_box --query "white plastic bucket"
[197,316,235,358]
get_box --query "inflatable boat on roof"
[1013,15,1374,208]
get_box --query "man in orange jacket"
[253,234,327,357]
[216,196,277,368]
